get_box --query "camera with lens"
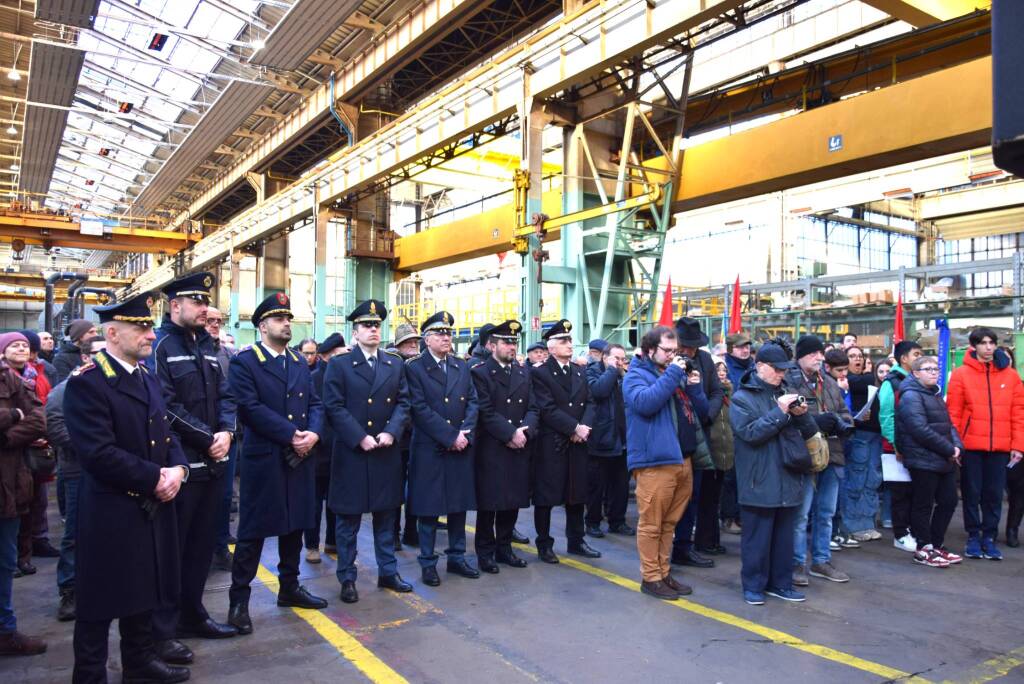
[791,395,807,409]
[677,354,696,374]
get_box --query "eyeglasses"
[207,318,222,325]
[917,367,940,373]
[301,351,317,357]
[657,345,677,355]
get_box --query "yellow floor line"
[234,545,408,684]
[945,645,1024,684]
[467,526,929,683]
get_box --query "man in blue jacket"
[730,340,817,606]
[623,326,707,601]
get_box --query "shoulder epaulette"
[383,349,402,358]
[238,344,253,353]
[71,362,96,377]
[286,348,299,363]
[405,354,422,364]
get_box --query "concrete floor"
[5,500,1024,683]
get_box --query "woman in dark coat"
[0,332,47,656]
[895,356,964,568]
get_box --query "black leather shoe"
[672,548,715,568]
[511,528,529,545]
[568,541,602,558]
[277,585,328,609]
[155,639,193,665]
[378,573,413,593]
[123,658,190,684]
[177,617,238,640]
[695,544,727,555]
[14,560,35,577]
[340,580,359,604]
[57,590,76,622]
[32,540,60,558]
[585,524,605,538]
[227,603,252,635]
[422,566,441,586]
[496,551,528,568]
[1008,528,1020,548]
[446,558,480,578]
[479,556,500,574]
[608,523,636,536]
[537,545,559,564]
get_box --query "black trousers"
[228,530,302,606]
[887,481,913,539]
[393,448,417,539]
[739,504,798,594]
[152,476,220,640]
[720,467,740,521]
[1007,461,1024,533]
[695,469,724,549]
[305,473,336,549]
[73,611,154,684]
[475,509,519,558]
[908,468,958,549]
[585,454,629,527]
[535,503,585,547]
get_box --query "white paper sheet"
[881,452,912,482]
[853,385,878,421]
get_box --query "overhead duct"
[248,0,363,71]
[34,0,102,28]
[20,42,86,195]
[131,80,274,213]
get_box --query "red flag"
[893,293,905,343]
[658,278,674,326]
[728,274,742,335]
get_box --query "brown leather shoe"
[0,631,47,656]
[640,580,679,600]
[663,574,693,596]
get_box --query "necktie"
[367,355,376,375]
[132,368,145,392]
[438,359,447,375]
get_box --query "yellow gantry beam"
[0,273,132,290]
[393,57,993,273]
[0,212,200,254]
[860,0,989,28]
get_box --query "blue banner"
[936,319,951,395]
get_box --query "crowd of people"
[1,272,1022,682]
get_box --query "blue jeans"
[794,464,843,567]
[961,450,1010,540]
[57,476,80,592]
[842,430,882,533]
[0,516,19,633]
[418,512,467,569]
[215,443,238,553]
[335,511,397,582]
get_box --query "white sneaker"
[894,534,917,553]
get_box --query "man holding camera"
[623,326,708,600]
[785,336,853,586]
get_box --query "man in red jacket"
[946,327,1024,561]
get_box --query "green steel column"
[313,195,329,341]
[520,94,545,346]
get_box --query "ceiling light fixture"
[7,68,20,82]
[5,125,17,136]
[9,164,19,171]
[251,39,266,51]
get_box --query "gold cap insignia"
[369,301,377,315]
[510,321,520,332]
[203,275,213,288]
[564,321,572,331]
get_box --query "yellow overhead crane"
[0,210,199,254]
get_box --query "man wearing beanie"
[785,335,853,587]
[53,319,98,384]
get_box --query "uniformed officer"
[323,300,413,603]
[531,319,602,563]
[471,320,537,572]
[405,311,480,586]
[64,292,191,684]
[149,273,238,665]
[305,331,347,562]
[226,292,327,635]
[392,323,422,546]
